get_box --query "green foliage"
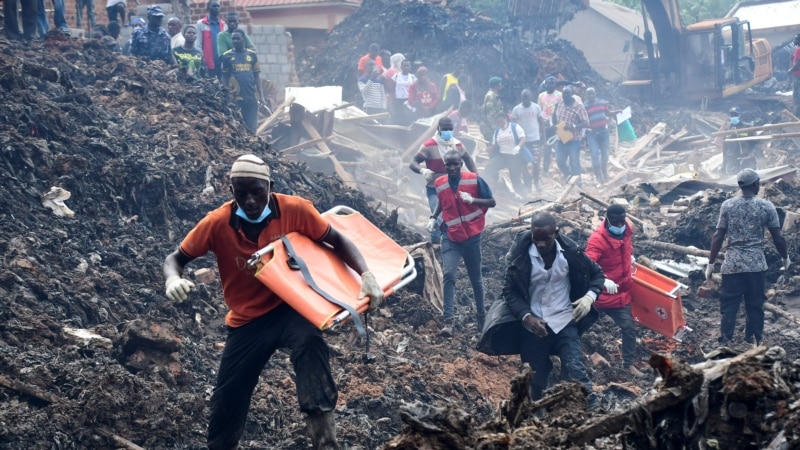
[460,0,507,24]
[607,0,739,24]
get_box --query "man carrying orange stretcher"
[162,154,383,450]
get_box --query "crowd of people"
[3,0,267,134]
[354,42,619,202]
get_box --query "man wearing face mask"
[163,155,383,450]
[584,204,644,378]
[410,117,477,244]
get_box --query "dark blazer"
[477,230,605,356]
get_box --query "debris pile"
[296,0,606,107]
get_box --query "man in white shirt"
[485,111,529,198]
[511,89,546,192]
[496,212,604,410]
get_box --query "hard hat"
[729,106,741,116]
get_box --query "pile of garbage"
[296,0,607,107]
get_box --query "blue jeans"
[37,0,67,33]
[426,187,442,243]
[597,304,637,366]
[720,271,766,343]
[441,234,485,321]
[519,322,591,400]
[586,128,610,181]
[75,0,95,28]
[555,139,581,178]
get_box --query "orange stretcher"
[247,206,416,336]
[630,263,691,342]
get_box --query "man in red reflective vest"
[428,150,496,335]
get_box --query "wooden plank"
[0,374,60,404]
[626,122,666,162]
[256,95,295,136]
[725,131,800,142]
[400,107,453,160]
[710,121,800,137]
[659,128,688,150]
[278,137,333,155]
[301,119,357,188]
[340,112,391,122]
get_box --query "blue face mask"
[608,223,626,236]
[730,117,740,126]
[440,130,453,141]
[235,204,271,224]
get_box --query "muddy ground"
[1,15,800,450]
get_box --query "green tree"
[461,0,507,23]
[607,0,738,24]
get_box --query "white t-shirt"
[392,72,416,100]
[493,123,525,155]
[511,103,542,142]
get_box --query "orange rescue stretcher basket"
[247,206,416,335]
[630,263,691,341]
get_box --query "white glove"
[704,264,714,281]
[420,168,437,183]
[571,294,594,321]
[426,218,437,233]
[631,255,636,266]
[165,275,195,302]
[459,191,475,204]
[603,279,618,294]
[359,271,384,312]
[783,256,791,271]
[512,145,520,154]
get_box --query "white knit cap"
[230,154,271,182]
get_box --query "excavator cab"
[624,0,772,102]
[680,18,771,100]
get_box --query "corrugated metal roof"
[240,0,359,9]
[589,0,656,43]
[729,0,800,30]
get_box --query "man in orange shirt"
[357,43,383,77]
[163,154,383,450]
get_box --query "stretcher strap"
[280,236,366,337]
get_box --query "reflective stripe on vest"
[434,173,486,242]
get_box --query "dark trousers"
[597,304,637,366]
[237,99,258,134]
[442,235,485,321]
[485,152,529,196]
[555,139,582,179]
[207,304,337,450]
[106,3,124,23]
[720,271,766,343]
[793,77,800,115]
[519,322,591,400]
[586,128,610,182]
[4,0,39,39]
[75,0,95,28]
[392,97,414,126]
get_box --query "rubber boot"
[306,411,339,450]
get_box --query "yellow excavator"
[623,0,772,101]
